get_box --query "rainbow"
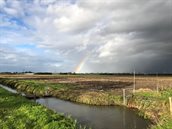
[75,55,89,73]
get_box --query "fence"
[121,75,172,115]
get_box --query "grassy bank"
[0,78,172,129]
[127,89,172,129]
[0,79,122,105]
[0,86,82,129]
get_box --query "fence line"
[169,97,172,115]
[133,70,136,93]
[123,89,126,105]
[156,74,158,93]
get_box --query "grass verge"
[128,89,172,129]
[0,86,82,129]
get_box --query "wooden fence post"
[156,73,159,93]
[133,70,136,93]
[156,85,159,93]
[123,89,126,105]
[169,97,172,115]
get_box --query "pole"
[123,89,126,105]
[161,80,163,90]
[156,73,159,93]
[133,70,136,93]
[169,97,172,115]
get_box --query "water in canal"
[36,98,151,129]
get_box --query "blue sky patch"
[15,44,45,55]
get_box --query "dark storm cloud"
[87,0,172,73]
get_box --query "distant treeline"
[92,73,172,76]
[34,72,52,75]
[0,72,52,75]
[37,72,172,76]
[0,72,172,76]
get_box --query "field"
[0,74,172,129]
[0,74,171,92]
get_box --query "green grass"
[0,79,122,105]
[0,79,77,97]
[0,87,81,129]
[1,78,172,129]
[128,89,172,129]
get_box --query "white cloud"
[0,0,5,7]
[4,7,18,16]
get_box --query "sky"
[0,0,172,73]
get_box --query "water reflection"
[0,84,18,93]
[36,98,151,129]
[123,107,126,129]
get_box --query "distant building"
[24,73,34,75]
